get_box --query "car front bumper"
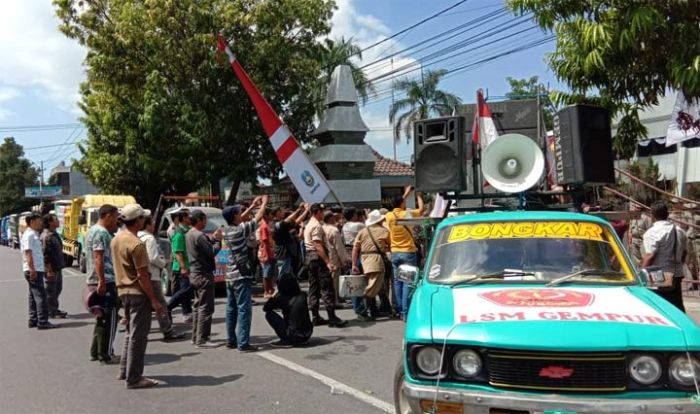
[402,381,700,413]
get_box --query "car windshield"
[427,220,635,285]
[203,213,226,234]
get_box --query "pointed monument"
[310,65,381,207]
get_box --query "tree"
[0,137,39,216]
[313,37,376,117]
[507,0,700,158]
[389,69,462,143]
[54,0,335,207]
[505,75,553,130]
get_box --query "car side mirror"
[397,264,419,285]
[640,266,665,288]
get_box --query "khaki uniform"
[354,225,390,297]
[629,213,651,265]
[303,217,336,318]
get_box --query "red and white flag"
[217,35,332,204]
[471,89,499,151]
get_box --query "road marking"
[258,351,394,413]
[0,268,84,283]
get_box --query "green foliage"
[507,0,700,159]
[507,0,700,103]
[54,0,335,207]
[313,37,375,117]
[621,158,663,205]
[0,138,39,216]
[389,69,462,144]
[505,75,553,130]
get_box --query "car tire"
[394,357,414,414]
[64,254,74,268]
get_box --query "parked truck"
[61,195,136,271]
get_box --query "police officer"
[303,204,347,328]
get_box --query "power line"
[23,140,84,151]
[0,122,82,133]
[357,0,471,55]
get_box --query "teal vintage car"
[394,211,700,414]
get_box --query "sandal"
[126,377,159,389]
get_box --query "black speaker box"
[414,116,466,192]
[553,105,615,186]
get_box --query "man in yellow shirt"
[384,186,425,320]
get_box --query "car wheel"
[64,254,74,268]
[394,357,414,414]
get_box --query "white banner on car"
[453,287,674,327]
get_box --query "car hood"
[406,284,700,351]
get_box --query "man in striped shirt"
[222,195,269,352]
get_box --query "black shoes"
[50,311,68,319]
[237,344,259,353]
[163,331,187,341]
[37,322,59,330]
[328,318,348,328]
[312,317,328,326]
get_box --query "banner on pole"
[216,35,332,204]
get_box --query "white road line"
[0,268,84,283]
[258,351,394,414]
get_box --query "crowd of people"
[20,186,427,389]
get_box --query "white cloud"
[0,0,86,113]
[328,0,420,157]
[0,86,19,120]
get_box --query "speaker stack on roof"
[413,104,615,206]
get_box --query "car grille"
[486,349,627,392]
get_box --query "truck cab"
[62,195,136,271]
[394,211,700,414]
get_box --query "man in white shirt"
[138,215,186,341]
[23,213,58,329]
[643,201,688,312]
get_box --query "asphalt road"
[0,246,403,414]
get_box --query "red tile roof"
[372,148,414,176]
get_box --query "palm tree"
[389,69,462,143]
[314,37,375,117]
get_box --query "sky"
[0,0,563,179]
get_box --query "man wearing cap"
[352,210,390,321]
[167,208,193,322]
[85,204,120,363]
[138,214,186,341]
[304,203,347,327]
[222,196,267,352]
[187,209,224,349]
[112,204,165,389]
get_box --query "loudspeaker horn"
[481,133,545,193]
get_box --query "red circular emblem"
[479,289,594,307]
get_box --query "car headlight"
[669,356,700,387]
[629,355,662,385]
[453,349,482,377]
[415,347,442,376]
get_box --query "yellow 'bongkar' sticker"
[447,221,604,243]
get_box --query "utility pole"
[39,161,44,205]
[391,57,397,161]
